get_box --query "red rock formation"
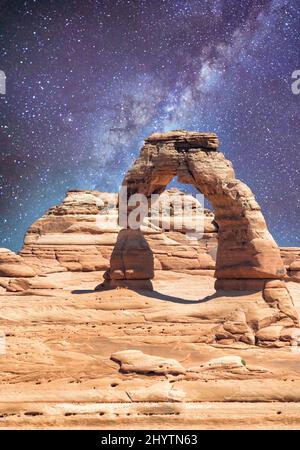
[105,130,286,288]
[0,248,36,278]
[289,259,300,281]
[280,247,300,281]
[1,130,296,341]
[17,190,299,282]
[20,188,218,276]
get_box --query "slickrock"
[256,325,283,341]
[289,259,300,280]
[191,355,247,371]
[0,270,300,428]
[126,382,186,402]
[216,309,255,345]
[0,248,36,278]
[263,280,299,325]
[6,277,58,293]
[279,248,300,281]
[19,190,117,274]
[111,350,186,375]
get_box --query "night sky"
[0,0,299,251]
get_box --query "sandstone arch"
[104,130,286,291]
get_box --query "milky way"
[0,0,299,251]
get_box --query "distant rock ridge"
[0,187,297,280]
[18,188,218,275]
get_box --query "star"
[0,0,299,251]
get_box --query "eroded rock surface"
[20,188,218,277]
[111,350,186,375]
[0,248,36,278]
[0,271,300,428]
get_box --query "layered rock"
[20,188,218,277]
[17,191,299,281]
[19,190,117,274]
[0,248,36,278]
[280,247,300,281]
[289,259,300,280]
[262,279,299,326]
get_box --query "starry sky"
[0,0,299,251]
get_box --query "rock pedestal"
[100,229,154,291]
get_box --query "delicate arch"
[104,130,285,289]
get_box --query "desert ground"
[0,270,299,429]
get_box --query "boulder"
[263,284,299,325]
[256,325,283,342]
[111,350,186,375]
[216,309,255,345]
[6,277,58,292]
[0,248,36,278]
